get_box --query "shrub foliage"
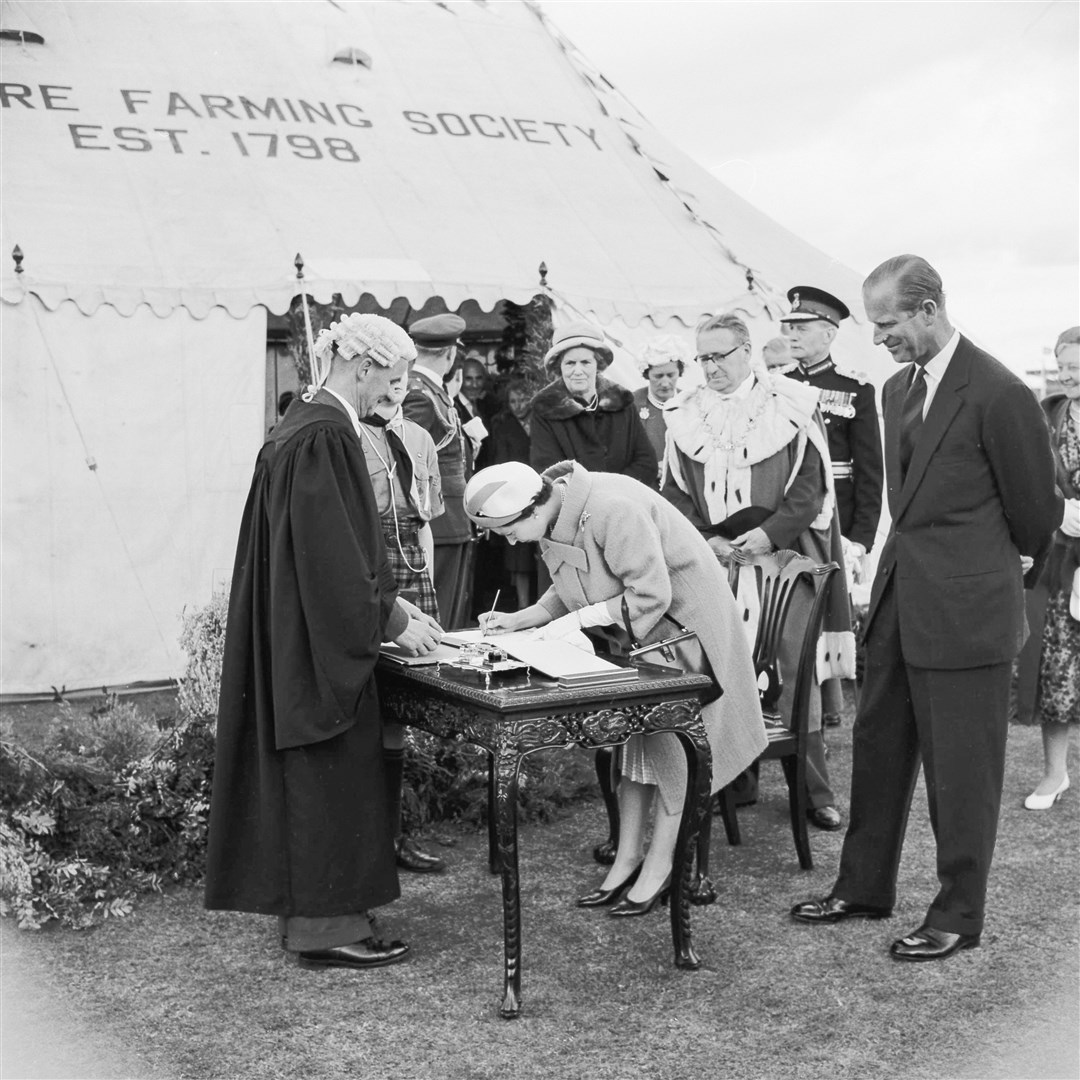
[1,594,595,930]
[0,704,215,930]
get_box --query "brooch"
[579,511,590,530]
[639,406,650,420]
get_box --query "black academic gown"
[204,395,401,918]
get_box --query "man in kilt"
[359,385,448,874]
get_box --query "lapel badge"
[639,406,650,420]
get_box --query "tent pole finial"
[294,252,318,387]
[745,268,754,292]
[538,261,547,287]
[12,245,24,274]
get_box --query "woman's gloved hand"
[534,602,614,641]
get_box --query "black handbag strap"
[621,596,691,649]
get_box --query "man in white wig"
[661,313,854,831]
[206,314,441,971]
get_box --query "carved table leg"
[486,752,499,874]
[669,721,711,970]
[492,738,524,1019]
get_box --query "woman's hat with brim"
[543,321,614,373]
[464,462,544,527]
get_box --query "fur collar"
[530,376,635,421]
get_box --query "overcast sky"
[541,0,1079,378]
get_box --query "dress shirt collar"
[919,330,960,387]
[718,370,756,401]
[412,362,445,389]
[323,387,365,439]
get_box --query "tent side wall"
[1,296,265,693]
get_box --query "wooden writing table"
[377,660,715,1019]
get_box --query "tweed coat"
[535,462,768,807]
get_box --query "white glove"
[535,603,614,641]
[575,601,616,628]
[1061,498,1080,539]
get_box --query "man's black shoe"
[791,896,892,924]
[396,836,446,873]
[890,925,980,962]
[298,938,410,970]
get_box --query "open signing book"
[442,629,638,687]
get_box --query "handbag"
[621,598,721,704]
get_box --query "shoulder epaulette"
[832,359,871,385]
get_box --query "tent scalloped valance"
[0,278,733,330]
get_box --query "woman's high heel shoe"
[608,875,671,917]
[576,863,643,908]
[1024,774,1070,810]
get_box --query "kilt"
[382,517,439,620]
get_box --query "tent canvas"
[1,0,878,693]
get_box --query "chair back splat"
[695,551,840,893]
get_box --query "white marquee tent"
[1,0,880,693]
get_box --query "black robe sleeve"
[267,421,399,749]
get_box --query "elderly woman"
[530,321,657,485]
[466,460,767,915]
[1020,326,1080,809]
[631,336,690,484]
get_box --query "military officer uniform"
[782,287,882,553]
[783,286,883,733]
[402,313,472,626]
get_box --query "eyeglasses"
[695,343,747,367]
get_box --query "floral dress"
[1037,405,1080,725]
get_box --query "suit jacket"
[864,335,1062,669]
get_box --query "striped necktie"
[899,364,927,477]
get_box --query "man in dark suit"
[792,255,1062,961]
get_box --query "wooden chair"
[693,551,840,898]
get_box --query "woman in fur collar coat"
[529,321,657,485]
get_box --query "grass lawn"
[2,699,1078,1080]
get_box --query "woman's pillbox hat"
[543,321,614,372]
[780,286,851,327]
[409,313,467,348]
[464,462,544,527]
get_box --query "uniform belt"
[382,517,423,543]
[832,462,853,480]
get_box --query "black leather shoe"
[609,875,671,917]
[807,805,843,830]
[396,836,445,874]
[297,938,410,970]
[791,896,892,924]
[890,925,980,962]
[592,839,618,865]
[576,863,642,908]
